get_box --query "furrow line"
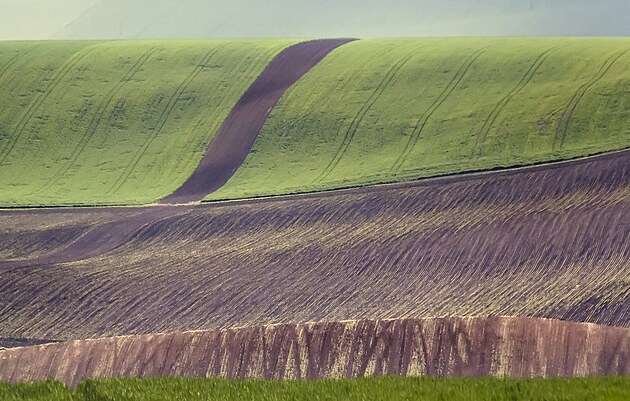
[391,48,486,172]
[0,46,96,165]
[316,48,419,182]
[0,54,21,85]
[553,48,630,150]
[473,47,557,156]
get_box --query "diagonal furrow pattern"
[316,49,420,182]
[0,149,629,339]
[36,47,160,194]
[553,48,630,150]
[391,48,486,172]
[473,47,557,156]
[0,46,95,165]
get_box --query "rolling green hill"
[0,40,294,206]
[1,38,629,206]
[208,37,630,201]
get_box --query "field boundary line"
[472,46,557,156]
[553,48,630,150]
[0,145,627,211]
[107,46,226,195]
[390,47,487,172]
[36,47,160,195]
[0,46,96,165]
[315,46,421,183]
[203,145,630,207]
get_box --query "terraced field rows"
[0,150,627,341]
[1,318,628,386]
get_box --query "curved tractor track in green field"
[391,47,486,172]
[161,39,356,204]
[0,47,96,166]
[553,48,630,150]
[0,40,297,206]
[315,43,421,183]
[209,38,630,202]
[472,46,558,156]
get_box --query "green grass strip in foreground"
[1,376,629,401]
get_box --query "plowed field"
[1,317,628,386]
[1,150,628,343]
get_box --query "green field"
[0,40,294,206]
[208,37,630,200]
[1,38,629,206]
[2,377,629,401]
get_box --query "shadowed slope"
[0,150,628,340]
[0,317,628,387]
[161,39,356,204]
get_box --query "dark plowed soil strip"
[0,149,629,340]
[1,148,628,271]
[0,317,628,386]
[160,39,356,205]
[0,338,59,349]
[0,208,176,269]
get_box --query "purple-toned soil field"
[0,149,628,347]
[1,317,628,387]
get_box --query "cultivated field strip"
[162,39,356,204]
[210,38,630,201]
[0,150,628,340]
[0,317,628,386]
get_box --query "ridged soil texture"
[0,318,628,387]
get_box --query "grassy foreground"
[1,377,629,401]
[0,39,294,206]
[209,37,630,200]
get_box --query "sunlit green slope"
[208,37,630,201]
[0,40,293,206]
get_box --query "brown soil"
[160,39,356,204]
[0,317,628,387]
[0,149,628,341]
[0,338,59,349]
